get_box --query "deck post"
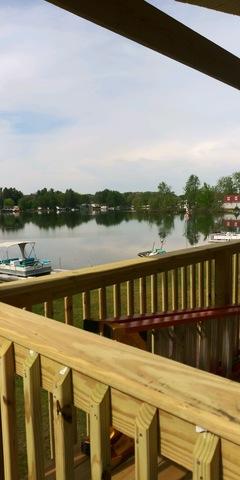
[23,351,44,480]
[193,432,220,479]
[135,403,158,480]
[0,340,18,480]
[53,366,74,480]
[90,383,111,480]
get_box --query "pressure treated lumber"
[0,340,18,480]
[1,303,240,449]
[0,242,239,308]
[23,352,44,480]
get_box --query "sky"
[0,0,240,195]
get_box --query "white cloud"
[1,0,240,194]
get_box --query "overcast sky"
[1,0,240,195]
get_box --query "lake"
[0,210,235,270]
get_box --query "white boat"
[208,232,240,243]
[0,241,52,277]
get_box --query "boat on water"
[208,232,240,243]
[0,241,51,277]
[138,241,166,258]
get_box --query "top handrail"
[0,301,240,447]
[0,241,240,307]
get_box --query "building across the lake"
[223,194,240,210]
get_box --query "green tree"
[184,175,200,208]
[215,175,235,195]
[232,172,240,193]
[197,183,218,209]
[3,198,14,208]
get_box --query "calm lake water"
[0,211,236,270]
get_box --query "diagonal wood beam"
[175,0,240,16]
[45,0,240,90]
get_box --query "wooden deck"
[45,450,191,479]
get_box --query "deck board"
[45,451,191,479]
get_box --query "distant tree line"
[0,171,240,212]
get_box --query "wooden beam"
[175,0,240,16]
[45,1,240,90]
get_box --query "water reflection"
[0,211,234,269]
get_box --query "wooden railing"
[1,302,240,479]
[0,242,239,325]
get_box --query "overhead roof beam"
[45,0,240,90]
[175,0,240,16]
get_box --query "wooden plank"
[1,337,240,478]
[98,287,107,320]
[113,284,121,318]
[189,264,196,309]
[0,340,18,480]
[64,296,73,325]
[127,281,134,317]
[44,301,55,460]
[139,277,147,315]
[45,0,240,90]
[53,366,74,480]
[82,291,91,319]
[90,383,111,480]
[23,351,44,480]
[205,261,211,307]
[2,305,240,449]
[171,269,178,311]
[197,262,204,308]
[180,267,187,310]
[193,432,220,479]
[151,274,158,313]
[135,403,158,480]
[215,251,233,306]
[161,272,168,311]
[1,242,240,308]
[44,300,54,318]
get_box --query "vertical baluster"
[82,291,91,320]
[113,284,121,318]
[193,432,220,480]
[44,301,55,460]
[0,340,18,480]
[151,274,158,313]
[198,321,211,372]
[53,367,74,480]
[180,266,187,310]
[150,274,158,353]
[135,403,158,480]
[205,260,211,307]
[23,351,44,480]
[90,384,111,480]
[98,287,107,320]
[139,277,147,315]
[82,291,91,436]
[232,254,238,305]
[64,296,73,325]
[185,324,197,367]
[190,264,196,309]
[198,262,204,308]
[215,251,232,306]
[221,316,234,378]
[171,269,178,311]
[127,280,134,316]
[237,253,240,303]
[161,271,168,311]
[172,325,185,363]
